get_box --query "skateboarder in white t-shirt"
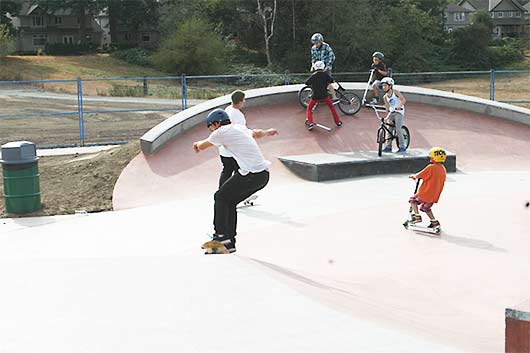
[193,109,278,253]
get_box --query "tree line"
[1,0,526,73]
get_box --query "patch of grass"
[0,54,170,95]
[420,73,530,103]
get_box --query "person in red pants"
[305,60,342,131]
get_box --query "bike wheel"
[401,125,411,149]
[337,91,362,115]
[377,128,385,157]
[298,86,313,109]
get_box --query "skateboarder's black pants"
[219,156,240,188]
[214,170,269,243]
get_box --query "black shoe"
[214,235,236,253]
[428,220,440,228]
[307,123,315,131]
[224,242,237,253]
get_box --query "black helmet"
[206,109,230,126]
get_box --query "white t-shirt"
[219,105,247,157]
[384,90,405,115]
[208,124,270,175]
[225,105,246,125]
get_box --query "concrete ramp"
[279,148,456,181]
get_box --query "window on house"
[516,12,521,17]
[32,34,47,46]
[490,12,494,18]
[497,12,504,18]
[494,27,501,35]
[63,36,74,44]
[32,16,44,27]
[509,11,514,17]
[454,12,465,21]
[55,16,62,24]
[142,33,150,42]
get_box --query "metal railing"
[0,69,528,147]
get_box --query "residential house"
[445,3,475,32]
[8,1,103,53]
[445,0,529,38]
[110,21,160,49]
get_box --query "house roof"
[447,3,473,12]
[18,1,78,16]
[490,0,528,11]
[459,0,489,10]
[458,0,528,12]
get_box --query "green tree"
[0,0,20,33]
[0,24,15,57]
[449,11,493,68]
[106,0,159,47]
[151,18,226,74]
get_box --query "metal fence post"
[181,74,187,110]
[76,77,85,146]
[283,70,290,85]
[143,76,148,96]
[490,69,495,101]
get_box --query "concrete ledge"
[506,301,530,323]
[140,86,301,154]
[278,148,456,182]
[140,83,530,155]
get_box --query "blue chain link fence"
[0,69,528,147]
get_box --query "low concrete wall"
[140,83,530,155]
[279,148,456,182]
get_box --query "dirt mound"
[0,142,140,218]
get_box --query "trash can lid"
[0,141,39,164]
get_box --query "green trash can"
[1,141,41,214]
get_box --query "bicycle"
[298,80,362,115]
[370,104,410,157]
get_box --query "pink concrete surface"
[113,102,530,210]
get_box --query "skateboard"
[305,119,333,132]
[201,240,230,255]
[237,195,257,208]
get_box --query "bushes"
[45,42,97,55]
[151,18,226,75]
[111,48,151,67]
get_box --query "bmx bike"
[298,81,362,115]
[370,104,410,156]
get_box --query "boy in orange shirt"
[408,147,447,229]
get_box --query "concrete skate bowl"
[112,84,530,353]
[113,83,530,210]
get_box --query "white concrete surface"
[1,171,529,352]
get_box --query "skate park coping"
[506,300,530,323]
[140,83,530,155]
